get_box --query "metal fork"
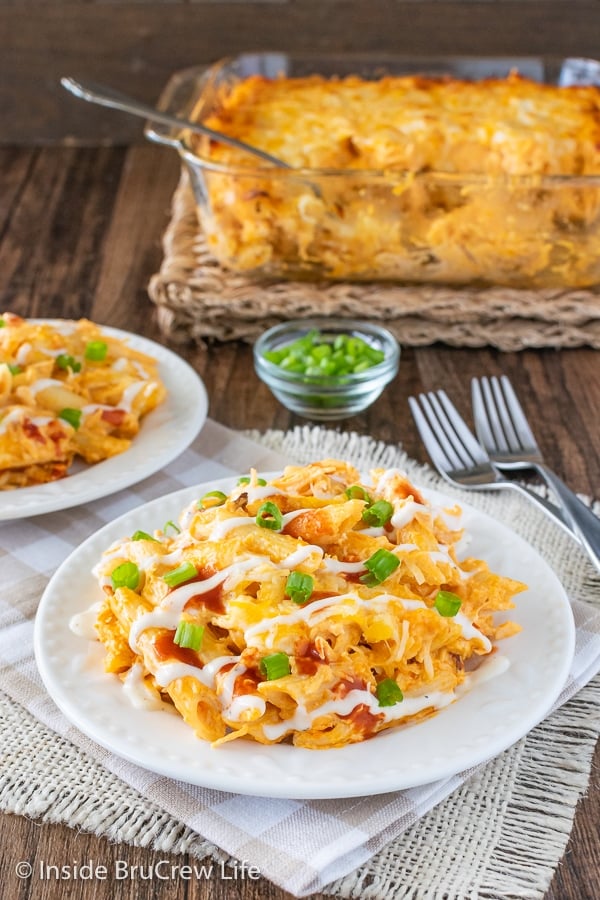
[408,390,573,536]
[472,375,600,572]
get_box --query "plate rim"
[34,474,576,799]
[0,321,208,519]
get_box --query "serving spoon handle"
[61,77,291,169]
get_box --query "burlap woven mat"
[148,170,600,350]
[2,420,600,898]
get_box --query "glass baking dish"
[146,53,600,289]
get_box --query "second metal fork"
[472,374,600,572]
[408,390,573,535]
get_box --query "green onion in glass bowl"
[253,319,400,421]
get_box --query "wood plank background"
[3,1,600,143]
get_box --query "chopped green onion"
[198,490,227,509]
[263,330,386,378]
[58,407,82,430]
[263,349,286,365]
[256,501,283,531]
[56,353,81,373]
[163,520,181,535]
[84,340,108,361]
[111,561,141,591]
[362,499,394,527]
[434,590,462,617]
[360,548,400,586]
[285,571,314,605]
[7,364,22,375]
[238,476,267,486]
[376,678,404,706]
[174,620,204,651]
[345,484,372,503]
[132,530,158,542]
[260,652,291,680]
[163,561,197,588]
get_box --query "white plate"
[34,477,575,799]
[0,324,208,519]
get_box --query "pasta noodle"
[82,459,526,749]
[0,314,167,488]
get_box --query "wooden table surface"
[1,144,598,900]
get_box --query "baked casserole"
[149,56,600,288]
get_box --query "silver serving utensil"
[61,77,292,170]
[408,390,575,536]
[472,374,600,572]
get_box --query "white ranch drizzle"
[0,409,25,434]
[320,557,366,574]
[118,380,155,411]
[279,544,324,568]
[36,346,68,358]
[79,382,154,421]
[390,500,430,529]
[128,556,267,652]
[208,515,258,540]
[92,542,185,589]
[30,415,57,427]
[112,357,151,380]
[48,321,77,336]
[217,660,246,707]
[122,662,166,711]
[243,590,491,653]
[207,507,311,541]
[15,342,32,365]
[0,410,57,435]
[69,601,103,640]
[26,377,65,397]
[262,687,456,741]
[282,508,313,526]
[152,653,239,690]
[373,468,404,491]
[179,500,200,531]
[151,655,266,721]
[214,661,268,722]
[226,694,267,722]
[244,484,286,502]
[360,526,386,537]
[153,660,210,688]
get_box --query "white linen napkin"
[0,419,599,898]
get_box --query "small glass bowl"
[253,318,400,421]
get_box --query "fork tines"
[409,390,488,475]
[472,375,538,454]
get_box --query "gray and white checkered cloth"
[1,419,599,898]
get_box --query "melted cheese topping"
[189,72,600,288]
[200,72,600,176]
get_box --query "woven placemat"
[148,169,600,350]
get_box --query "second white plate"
[0,324,208,519]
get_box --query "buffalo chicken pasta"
[0,314,166,488]
[81,460,526,749]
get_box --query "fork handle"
[534,463,600,572]
[507,482,579,538]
